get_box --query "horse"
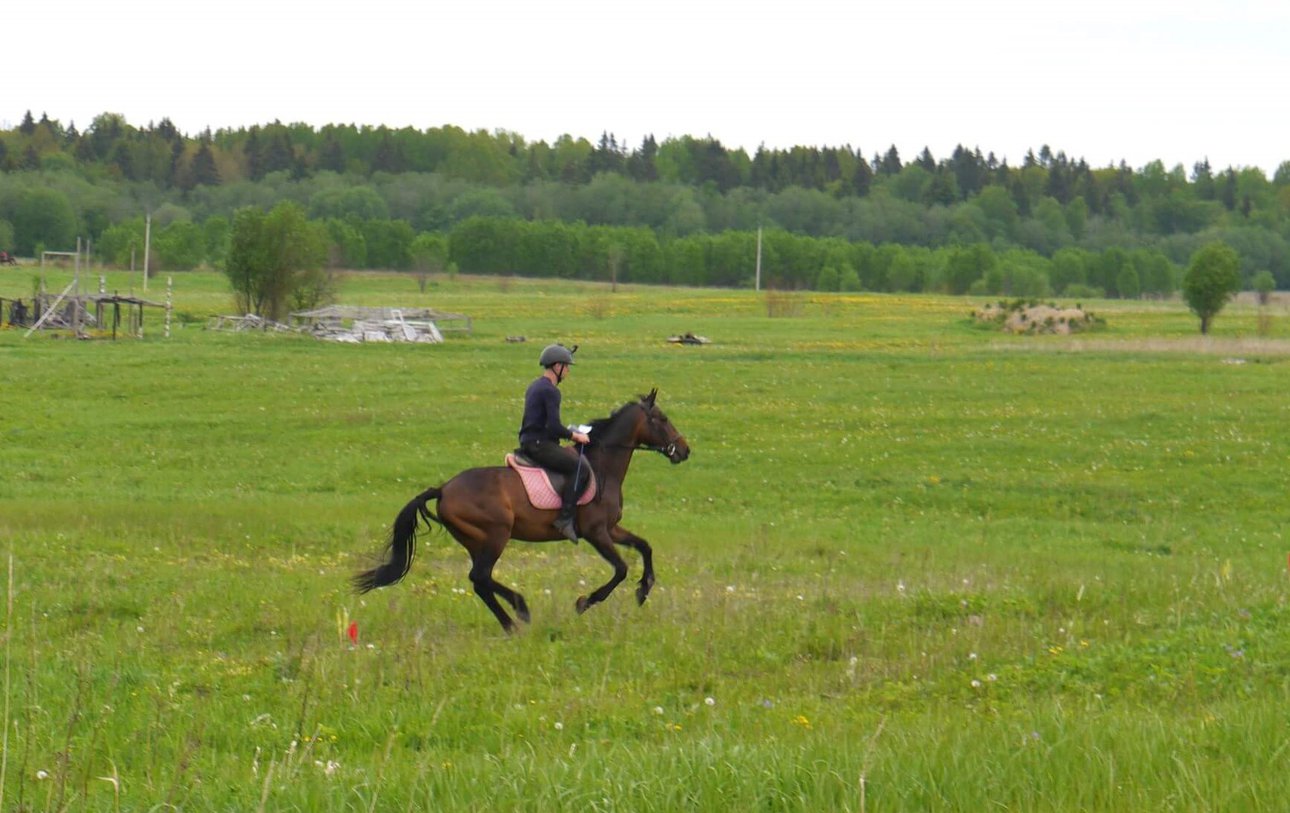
[353,389,690,632]
[0,252,17,266]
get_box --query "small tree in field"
[410,233,448,293]
[1182,242,1241,335]
[1251,270,1275,305]
[224,202,328,321]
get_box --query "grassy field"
[2,269,1290,811]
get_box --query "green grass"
[2,270,1290,810]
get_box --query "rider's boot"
[553,505,578,544]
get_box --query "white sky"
[9,0,1289,174]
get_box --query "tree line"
[2,110,1288,295]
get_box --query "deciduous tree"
[224,202,328,320]
[1182,242,1241,334]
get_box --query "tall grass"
[2,271,1289,810]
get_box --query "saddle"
[505,452,596,510]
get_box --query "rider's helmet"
[539,344,576,368]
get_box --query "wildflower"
[987,673,998,682]
[896,580,906,594]
[726,585,735,593]
[704,696,716,707]
[968,652,978,661]
[970,679,982,689]
[792,715,812,730]
[652,706,664,715]
[554,722,564,731]
[36,770,49,780]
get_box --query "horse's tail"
[352,486,443,593]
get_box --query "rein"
[593,439,683,458]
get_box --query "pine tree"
[317,134,346,173]
[850,153,873,196]
[915,147,936,173]
[244,128,264,180]
[190,141,220,187]
[878,145,902,176]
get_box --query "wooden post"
[142,214,151,292]
[73,237,82,335]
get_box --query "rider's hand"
[571,431,590,445]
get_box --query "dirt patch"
[974,300,1103,335]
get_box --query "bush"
[1063,283,1105,299]
[839,265,862,292]
[815,266,839,292]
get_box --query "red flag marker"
[347,621,359,645]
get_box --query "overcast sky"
[9,0,1288,175]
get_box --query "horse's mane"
[586,396,649,446]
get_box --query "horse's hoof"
[516,606,532,624]
[575,595,590,614]
[636,576,655,606]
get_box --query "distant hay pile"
[973,299,1104,335]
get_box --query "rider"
[518,343,591,543]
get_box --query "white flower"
[970,679,982,689]
[704,696,716,707]
[968,652,978,661]
[554,721,564,731]
[726,585,735,593]
[36,770,49,780]
[652,706,664,715]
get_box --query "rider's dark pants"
[519,440,590,512]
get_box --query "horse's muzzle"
[665,438,690,464]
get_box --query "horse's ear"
[644,388,658,407]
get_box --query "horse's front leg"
[610,525,655,605]
[575,529,630,615]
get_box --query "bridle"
[596,407,685,459]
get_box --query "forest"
[2,110,1288,296]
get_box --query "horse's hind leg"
[488,575,531,625]
[611,526,656,605]
[449,524,529,632]
[465,544,521,633]
[576,532,630,615]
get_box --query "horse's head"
[634,389,690,464]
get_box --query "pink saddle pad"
[506,454,597,509]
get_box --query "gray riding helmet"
[539,344,576,368]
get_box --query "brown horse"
[353,389,690,632]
